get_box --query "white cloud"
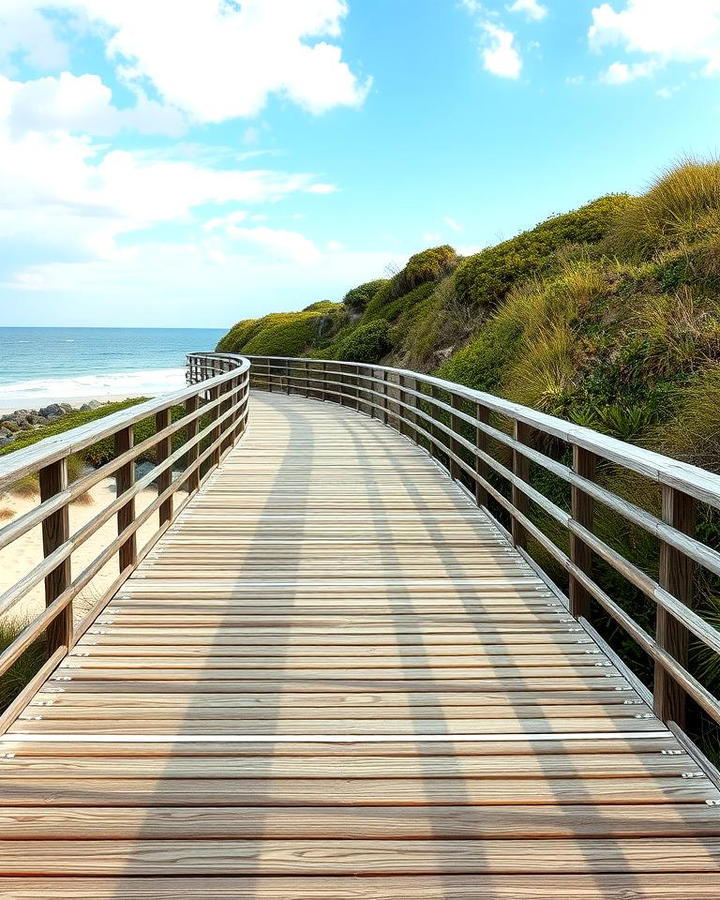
[2,240,408,327]
[482,23,523,78]
[0,105,338,270]
[590,0,720,77]
[5,0,370,122]
[600,60,657,84]
[220,226,323,264]
[461,3,523,79]
[445,216,463,232]
[508,0,548,22]
[0,72,186,137]
[0,2,69,71]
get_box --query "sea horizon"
[0,325,226,411]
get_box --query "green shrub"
[607,159,720,261]
[216,317,260,352]
[330,319,394,364]
[241,303,345,356]
[393,245,458,297]
[343,280,389,314]
[455,195,629,309]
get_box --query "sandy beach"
[0,474,184,627]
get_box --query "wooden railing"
[0,354,250,731]
[196,352,720,744]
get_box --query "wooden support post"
[209,386,221,468]
[155,408,173,526]
[511,421,533,550]
[114,426,137,572]
[570,446,597,619]
[449,393,463,482]
[397,375,408,438]
[184,395,201,494]
[39,458,72,653]
[475,403,490,508]
[654,486,697,727]
[382,370,389,425]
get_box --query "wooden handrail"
[237,352,720,735]
[0,354,250,730]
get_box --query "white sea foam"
[0,368,187,412]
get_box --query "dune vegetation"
[218,160,720,753]
[218,160,720,470]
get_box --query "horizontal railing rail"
[0,354,250,731]
[237,352,720,738]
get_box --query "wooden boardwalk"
[1,392,719,897]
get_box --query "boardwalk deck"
[1,392,719,898]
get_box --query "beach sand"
[0,476,185,628]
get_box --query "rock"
[60,403,73,413]
[0,420,20,433]
[39,403,65,419]
[0,431,15,446]
[34,416,49,426]
[135,461,156,481]
[80,400,102,412]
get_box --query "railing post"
[655,486,697,727]
[449,393,463,482]
[39,458,72,653]
[511,421,533,549]
[115,426,137,571]
[382,370,389,425]
[184,394,201,494]
[209,385,221,468]
[397,375,408,438]
[475,403,490,508]
[570,445,597,619]
[155,408,173,526]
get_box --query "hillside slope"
[218,161,720,475]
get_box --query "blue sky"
[0,0,718,327]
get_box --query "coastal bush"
[343,280,388,314]
[215,317,260,352]
[330,319,394,363]
[392,245,458,297]
[454,194,629,309]
[240,303,345,356]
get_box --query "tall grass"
[607,158,720,260]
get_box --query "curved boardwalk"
[1,393,719,897]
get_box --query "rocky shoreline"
[0,400,102,449]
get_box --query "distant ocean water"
[0,326,225,410]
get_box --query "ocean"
[0,326,226,411]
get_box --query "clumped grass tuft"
[661,365,720,471]
[607,158,720,261]
[503,326,577,415]
[0,618,46,710]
